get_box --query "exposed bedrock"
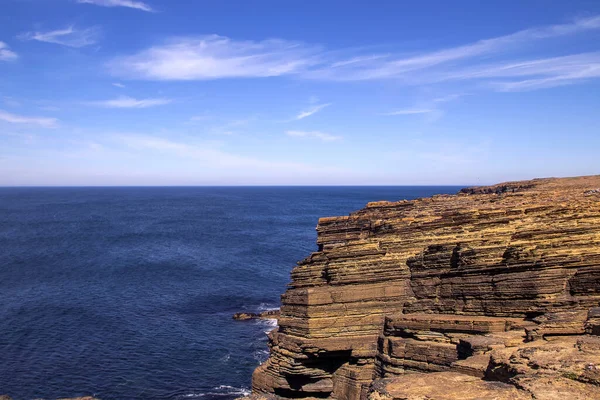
[250,175,600,400]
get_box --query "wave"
[253,349,270,364]
[258,318,278,334]
[256,302,279,312]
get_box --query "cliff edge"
[251,175,600,400]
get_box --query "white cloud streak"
[117,135,260,168]
[0,41,18,61]
[112,82,126,88]
[0,110,58,128]
[20,26,100,48]
[310,15,600,82]
[382,109,433,116]
[295,103,330,120]
[286,130,341,142]
[76,0,154,12]
[433,93,468,103]
[451,53,600,91]
[87,96,172,108]
[382,94,465,120]
[108,35,320,80]
[189,114,211,122]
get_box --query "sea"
[0,186,461,400]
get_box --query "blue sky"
[1,0,599,185]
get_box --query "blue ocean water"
[0,186,461,400]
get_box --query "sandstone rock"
[586,307,600,335]
[368,372,531,400]
[487,335,600,386]
[251,175,600,400]
[525,311,588,341]
[512,376,599,400]
[451,354,491,378]
[233,310,280,321]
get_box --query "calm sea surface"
[0,186,461,400]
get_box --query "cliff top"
[318,174,600,225]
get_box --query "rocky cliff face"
[251,175,600,400]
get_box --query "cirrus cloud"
[0,41,18,61]
[382,109,433,116]
[0,110,58,128]
[286,130,341,142]
[86,96,172,108]
[295,103,331,120]
[20,26,100,48]
[105,15,600,92]
[108,35,320,80]
[76,0,154,12]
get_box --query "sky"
[1,0,599,186]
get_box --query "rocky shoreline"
[249,175,600,400]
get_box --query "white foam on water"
[261,318,278,334]
[214,385,251,397]
[181,385,251,398]
[253,349,270,364]
[257,302,279,312]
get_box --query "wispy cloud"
[115,134,335,173]
[0,131,39,143]
[0,41,18,61]
[382,109,433,116]
[458,53,600,92]
[309,15,600,82]
[189,114,212,122]
[112,82,126,88]
[0,110,58,128]
[108,35,320,80]
[432,93,468,103]
[382,94,465,120]
[107,15,600,91]
[209,117,254,135]
[76,0,154,12]
[286,130,341,141]
[20,26,100,48]
[87,96,172,108]
[329,54,390,68]
[295,103,330,120]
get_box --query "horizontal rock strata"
[251,175,600,400]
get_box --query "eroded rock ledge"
[250,175,600,400]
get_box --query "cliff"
[250,175,600,400]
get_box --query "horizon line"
[0,184,474,188]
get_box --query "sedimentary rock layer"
[251,175,600,400]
